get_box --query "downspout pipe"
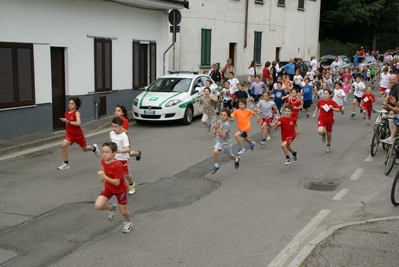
[244,0,248,48]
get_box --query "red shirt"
[101,159,128,194]
[262,67,271,81]
[317,99,340,123]
[285,97,302,118]
[361,93,375,110]
[65,110,84,137]
[277,116,297,138]
[122,116,129,131]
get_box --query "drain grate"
[306,182,338,191]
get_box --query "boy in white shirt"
[306,67,315,82]
[351,76,366,117]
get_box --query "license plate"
[144,110,156,115]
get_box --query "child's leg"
[61,139,71,161]
[81,145,94,152]
[118,204,131,222]
[351,98,357,112]
[281,141,289,156]
[326,131,332,145]
[243,136,252,145]
[213,148,219,165]
[234,131,243,147]
[260,122,267,139]
[124,173,133,184]
[286,144,294,154]
[94,195,111,211]
[317,126,326,135]
[368,109,372,120]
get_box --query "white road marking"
[364,154,373,162]
[350,168,365,180]
[267,209,331,267]
[332,188,349,200]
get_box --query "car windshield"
[341,58,351,64]
[147,78,191,92]
[322,58,335,66]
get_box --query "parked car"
[132,71,218,125]
[356,55,377,67]
[321,55,352,69]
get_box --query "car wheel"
[181,106,193,125]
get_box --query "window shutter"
[149,41,157,84]
[0,47,15,104]
[95,40,103,91]
[17,47,34,102]
[133,40,140,89]
[104,41,111,90]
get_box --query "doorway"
[51,47,66,131]
[229,43,236,67]
[275,47,281,61]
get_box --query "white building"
[0,0,188,140]
[172,0,321,80]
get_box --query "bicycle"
[391,168,399,206]
[383,135,399,175]
[370,110,391,156]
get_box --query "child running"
[257,91,280,144]
[114,105,141,161]
[197,87,218,132]
[360,86,376,125]
[58,96,100,170]
[212,108,241,174]
[274,105,300,165]
[94,142,132,233]
[332,81,346,115]
[301,78,313,117]
[312,89,342,153]
[285,88,302,119]
[110,117,135,195]
[231,98,260,155]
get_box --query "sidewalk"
[0,115,125,157]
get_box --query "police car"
[132,71,218,124]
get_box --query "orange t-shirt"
[232,108,254,133]
[283,80,290,93]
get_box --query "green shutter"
[201,29,211,66]
[254,32,262,63]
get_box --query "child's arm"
[197,100,202,114]
[210,96,218,103]
[117,146,130,154]
[253,111,261,124]
[274,121,281,130]
[98,171,121,186]
[295,121,301,136]
[312,106,319,117]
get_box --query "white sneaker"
[266,136,271,141]
[326,146,331,153]
[237,147,246,155]
[128,183,136,195]
[57,162,70,170]
[93,144,100,157]
[123,221,133,233]
[107,204,117,221]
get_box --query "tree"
[320,0,399,52]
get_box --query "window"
[254,32,262,64]
[278,0,285,6]
[298,0,304,9]
[0,42,35,109]
[201,29,211,66]
[133,40,157,89]
[255,0,264,4]
[94,38,112,92]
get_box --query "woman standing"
[248,60,257,83]
[262,61,272,87]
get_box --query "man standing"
[330,56,341,70]
[283,58,295,81]
[220,58,236,84]
[310,56,318,72]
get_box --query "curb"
[287,216,399,266]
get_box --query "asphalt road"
[0,98,398,267]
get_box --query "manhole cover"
[306,182,338,191]
[20,151,51,158]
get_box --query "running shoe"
[57,163,70,170]
[136,151,141,161]
[351,113,355,117]
[128,183,136,195]
[93,144,100,157]
[123,221,133,233]
[363,113,366,120]
[237,147,246,155]
[266,136,271,141]
[306,113,310,118]
[211,167,220,174]
[259,139,266,145]
[381,137,395,145]
[285,158,291,165]
[249,141,256,151]
[206,123,211,132]
[367,120,370,126]
[326,146,331,153]
[234,157,240,169]
[108,204,117,221]
[292,150,297,161]
[321,134,326,143]
[341,109,344,115]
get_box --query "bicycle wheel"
[385,144,396,175]
[382,123,391,151]
[391,169,399,206]
[370,126,381,157]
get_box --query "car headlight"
[133,98,139,107]
[165,99,181,107]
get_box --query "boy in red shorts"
[58,96,100,170]
[275,105,300,165]
[94,142,133,233]
[231,98,260,155]
[312,89,342,153]
[360,86,376,125]
[285,88,302,119]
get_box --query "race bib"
[363,97,369,102]
[323,104,330,112]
